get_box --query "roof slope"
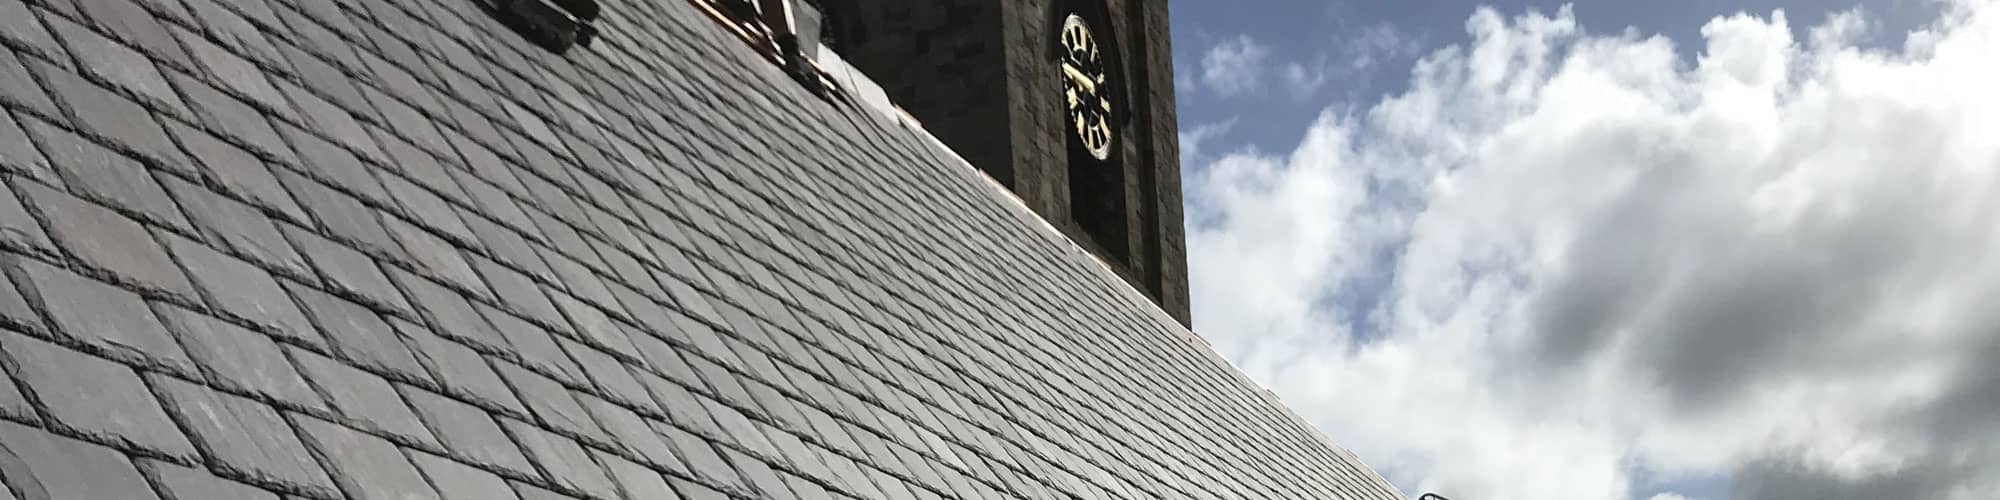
[0,0,1403,498]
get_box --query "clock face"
[1060,14,1113,161]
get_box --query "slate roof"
[0,0,1405,498]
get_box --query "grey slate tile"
[362,86,450,158]
[149,375,339,497]
[176,27,288,115]
[7,256,194,372]
[290,282,429,384]
[404,386,537,479]
[0,419,164,500]
[381,172,476,244]
[384,215,485,296]
[0,3,61,61]
[138,459,285,500]
[151,302,323,411]
[288,349,438,448]
[164,175,310,277]
[595,451,677,500]
[0,332,197,459]
[292,415,444,500]
[271,40,360,109]
[0,50,59,124]
[563,340,657,415]
[170,71,295,162]
[399,318,528,416]
[551,292,642,363]
[393,268,509,351]
[0,179,51,259]
[376,130,470,204]
[496,360,608,446]
[21,116,190,229]
[166,120,308,222]
[0,114,52,192]
[178,0,282,69]
[476,256,565,329]
[462,212,556,283]
[629,323,704,388]
[643,378,725,440]
[511,482,580,500]
[410,450,524,500]
[700,397,784,463]
[279,79,379,158]
[44,14,187,115]
[208,0,282,31]
[0,360,31,423]
[500,417,619,500]
[668,476,730,500]
[482,303,586,387]
[284,225,414,315]
[658,423,747,495]
[578,394,682,472]
[279,123,387,203]
[277,168,404,260]
[723,446,796,500]
[29,61,189,171]
[162,232,320,345]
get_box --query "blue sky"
[1169,1,2000,499]
[1171,0,1939,161]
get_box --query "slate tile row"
[0,0,1405,498]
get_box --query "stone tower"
[814,0,1191,325]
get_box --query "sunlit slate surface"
[0,0,1404,498]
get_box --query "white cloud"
[1179,119,1237,167]
[1282,60,1331,97]
[1187,2,2000,500]
[1345,22,1425,72]
[1200,35,1272,96]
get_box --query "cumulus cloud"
[1179,119,1237,167]
[1186,2,2000,499]
[1200,35,1272,96]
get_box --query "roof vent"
[492,0,601,53]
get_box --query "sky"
[1169,1,2000,499]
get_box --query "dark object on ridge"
[491,0,602,53]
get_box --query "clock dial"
[1060,14,1113,161]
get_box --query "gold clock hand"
[1062,64,1097,93]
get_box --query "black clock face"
[1061,14,1113,161]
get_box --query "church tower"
[814,0,1191,325]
